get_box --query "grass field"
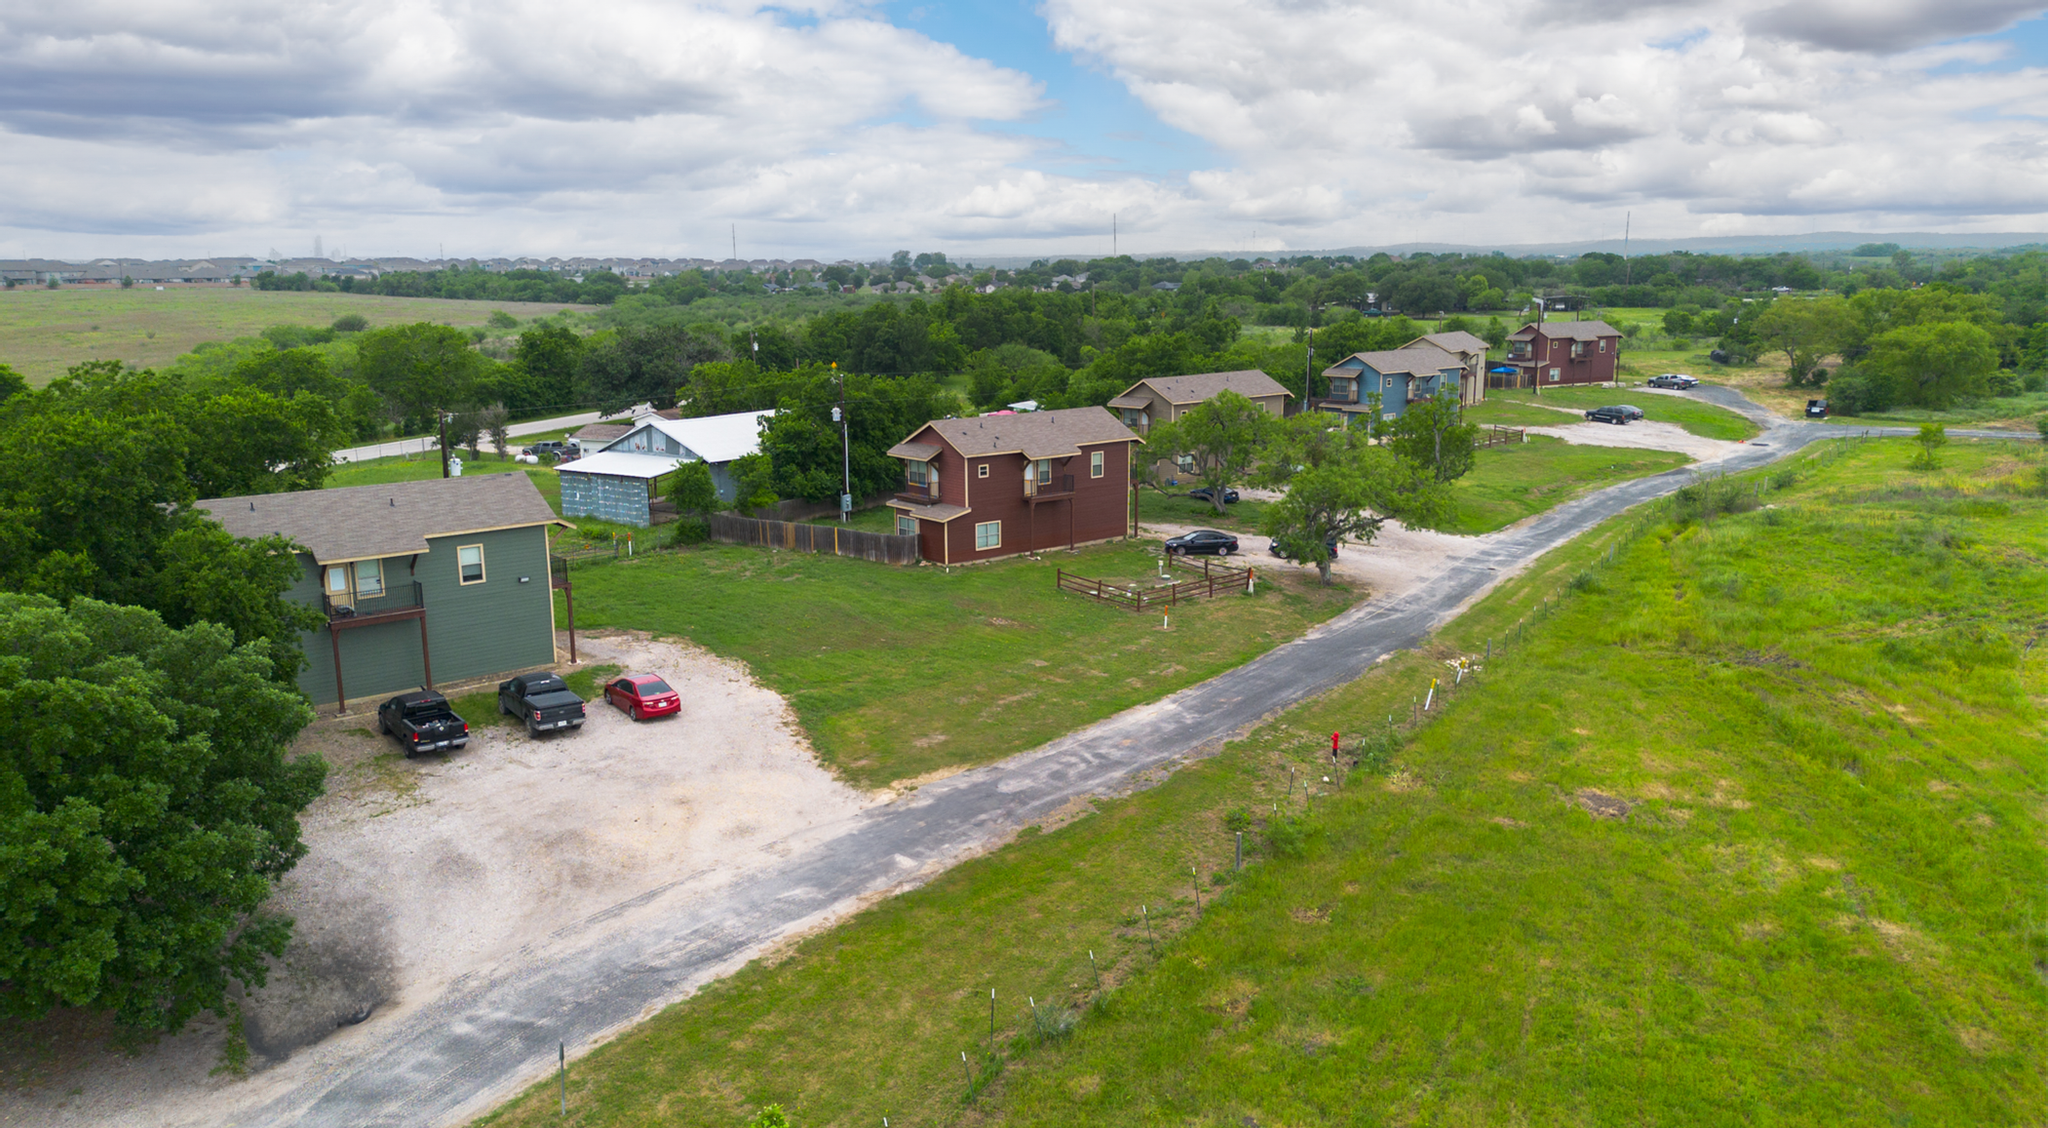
[1442,435,1691,535]
[0,287,594,384]
[547,541,1357,788]
[1491,386,1761,441]
[481,436,2046,1127]
[323,452,564,512]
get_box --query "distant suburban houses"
[195,474,570,709]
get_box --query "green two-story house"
[197,474,571,711]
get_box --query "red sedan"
[604,674,681,720]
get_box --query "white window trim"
[977,464,990,478]
[974,520,1001,550]
[457,543,487,585]
[1090,450,1104,478]
[896,511,918,536]
[354,558,385,599]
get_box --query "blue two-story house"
[1317,344,1465,425]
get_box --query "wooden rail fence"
[707,512,921,565]
[1057,556,1253,611]
[1475,425,1526,449]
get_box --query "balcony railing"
[324,580,425,626]
[895,483,943,507]
[1025,474,1076,499]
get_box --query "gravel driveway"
[6,630,870,1127]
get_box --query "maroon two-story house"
[1502,320,1623,388]
[886,407,1142,564]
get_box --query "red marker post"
[1331,731,1341,761]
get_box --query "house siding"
[560,471,654,526]
[294,525,557,706]
[940,441,1131,563]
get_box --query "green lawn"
[549,541,1357,788]
[324,454,564,513]
[482,438,2045,1127]
[1493,386,1760,441]
[1135,490,1270,532]
[1465,398,1580,428]
[1442,435,1691,535]
[0,287,594,384]
[1822,391,2048,430]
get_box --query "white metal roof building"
[555,409,774,526]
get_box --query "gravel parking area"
[2,631,870,1127]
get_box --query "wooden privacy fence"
[707,512,921,565]
[1057,556,1253,612]
[1475,425,1526,449]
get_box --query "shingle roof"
[1321,345,1462,379]
[1121,369,1293,405]
[1508,320,1620,342]
[1412,331,1491,355]
[886,441,942,461]
[915,406,1139,461]
[571,422,633,445]
[195,473,567,565]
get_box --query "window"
[1598,339,1607,352]
[904,460,929,486]
[1383,376,1394,389]
[326,565,349,596]
[1382,412,1398,422]
[977,464,990,478]
[1548,369,1561,381]
[457,544,486,584]
[355,558,384,598]
[896,511,918,536]
[1330,378,1353,400]
[1034,459,1053,485]
[1176,454,1195,470]
[974,521,1001,550]
[1090,450,1104,478]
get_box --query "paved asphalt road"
[331,409,627,464]
[253,403,2032,1126]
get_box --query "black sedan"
[1584,405,1643,424]
[1164,529,1239,556]
[1269,534,1338,562]
[1188,486,1240,504]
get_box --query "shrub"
[1222,806,1252,833]
[1909,423,1948,471]
[2021,373,2045,393]
[331,313,368,333]
[1824,372,1894,416]
[1351,727,1401,774]
[1030,1001,1078,1042]
[1670,475,1758,523]
[1264,813,1310,858]
[1985,371,2022,398]
[669,517,709,547]
[487,309,519,330]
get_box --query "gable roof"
[571,421,633,445]
[1508,320,1620,342]
[1322,344,1462,379]
[196,473,567,566]
[605,409,774,463]
[1411,330,1491,355]
[1116,369,1293,406]
[912,406,1139,461]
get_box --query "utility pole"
[731,225,737,263]
[438,410,450,478]
[1112,213,1117,258]
[834,363,850,522]
[1623,211,1632,286]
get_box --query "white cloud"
[0,0,2043,258]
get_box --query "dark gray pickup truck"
[497,672,587,736]
[377,690,471,757]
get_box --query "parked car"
[1806,399,1829,418]
[604,674,681,720]
[520,439,578,462]
[497,672,587,736]
[376,689,470,757]
[1269,534,1339,562]
[1187,486,1240,505]
[1584,406,1634,425]
[1164,529,1239,556]
[1647,373,1698,389]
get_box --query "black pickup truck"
[376,690,471,757]
[497,672,587,736]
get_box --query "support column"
[330,627,346,714]
[419,616,434,690]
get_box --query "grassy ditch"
[482,437,2044,1127]
[552,541,1357,787]
[1492,386,1761,441]
[1442,435,1691,535]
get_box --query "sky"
[1,0,2045,262]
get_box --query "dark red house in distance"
[886,407,1142,564]
[1501,320,1623,388]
